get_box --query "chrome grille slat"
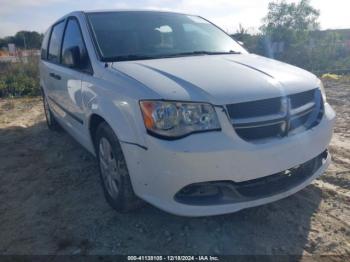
[290,108,314,120]
[226,89,324,142]
[232,113,286,129]
[290,101,315,117]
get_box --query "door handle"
[49,72,61,80]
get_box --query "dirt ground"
[0,79,349,257]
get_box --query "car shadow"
[0,120,322,257]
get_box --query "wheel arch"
[88,113,109,152]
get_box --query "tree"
[13,31,43,49]
[231,24,263,55]
[236,24,248,36]
[0,31,43,49]
[261,0,320,39]
[259,0,320,68]
[232,24,249,42]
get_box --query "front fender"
[90,98,146,143]
[82,78,148,152]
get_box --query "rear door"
[39,28,51,94]
[45,20,66,112]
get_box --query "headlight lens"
[318,79,327,103]
[139,101,221,139]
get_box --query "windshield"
[87,11,247,61]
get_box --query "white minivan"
[40,10,335,216]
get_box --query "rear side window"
[61,18,91,72]
[41,29,50,60]
[48,21,65,63]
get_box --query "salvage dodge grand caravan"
[40,10,335,216]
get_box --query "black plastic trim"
[146,128,222,141]
[175,150,328,206]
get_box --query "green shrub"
[0,57,40,98]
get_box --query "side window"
[48,21,65,63]
[61,18,91,73]
[41,28,50,60]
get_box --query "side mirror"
[62,46,80,68]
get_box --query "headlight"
[139,100,221,139]
[318,79,327,103]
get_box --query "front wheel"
[95,122,143,212]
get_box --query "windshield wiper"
[163,50,241,57]
[108,54,159,62]
[107,50,241,62]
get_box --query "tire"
[42,91,60,131]
[95,122,143,212]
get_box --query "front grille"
[226,89,324,142]
[227,97,281,118]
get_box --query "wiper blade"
[163,50,241,57]
[104,50,241,62]
[109,54,159,62]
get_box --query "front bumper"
[122,103,335,216]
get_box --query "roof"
[82,9,188,15]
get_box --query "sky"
[0,0,350,37]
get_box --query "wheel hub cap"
[99,137,120,198]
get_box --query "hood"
[111,53,319,105]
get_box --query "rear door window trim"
[47,19,66,65]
